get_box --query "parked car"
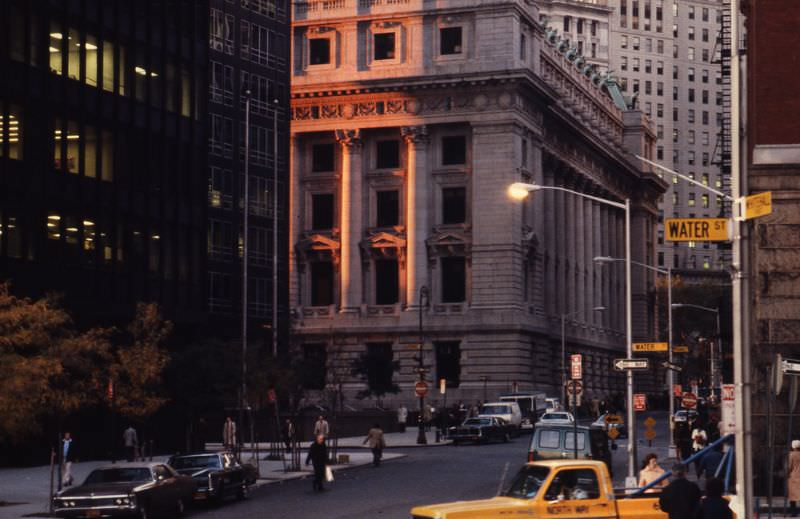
[449,417,511,444]
[536,411,575,426]
[52,462,194,518]
[673,409,699,423]
[479,401,523,435]
[527,425,612,474]
[168,452,256,502]
[590,413,628,438]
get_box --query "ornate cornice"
[334,128,362,150]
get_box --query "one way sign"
[614,358,649,371]
[662,361,683,372]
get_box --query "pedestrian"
[396,404,408,433]
[363,423,386,467]
[423,405,432,432]
[223,416,237,450]
[123,425,138,462]
[658,463,702,519]
[675,420,692,462]
[283,418,295,453]
[305,434,329,491]
[697,477,733,519]
[638,453,668,493]
[469,401,480,418]
[788,439,800,517]
[697,444,725,480]
[61,432,76,487]
[314,415,330,439]
[692,422,708,453]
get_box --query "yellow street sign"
[605,414,622,425]
[633,342,669,352]
[644,417,656,427]
[674,345,689,353]
[665,218,730,241]
[644,428,657,440]
[745,191,772,220]
[608,428,620,440]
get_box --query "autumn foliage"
[0,283,172,443]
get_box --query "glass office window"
[85,35,99,87]
[49,23,63,75]
[67,29,80,81]
[101,130,113,182]
[85,126,97,178]
[102,41,114,92]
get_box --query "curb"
[250,453,408,488]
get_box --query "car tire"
[175,498,186,516]
[236,484,248,501]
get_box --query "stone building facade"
[288,0,666,408]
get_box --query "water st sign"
[633,342,669,352]
[665,218,730,241]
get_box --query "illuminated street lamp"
[509,182,638,487]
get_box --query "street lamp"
[417,285,430,445]
[509,182,638,487]
[561,307,606,406]
[671,303,721,399]
[595,256,675,457]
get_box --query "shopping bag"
[325,465,334,482]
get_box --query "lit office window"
[1,107,23,160]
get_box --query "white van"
[499,393,546,430]
[479,402,523,435]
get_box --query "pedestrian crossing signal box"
[665,218,730,241]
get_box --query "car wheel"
[175,498,186,516]
[215,482,225,504]
[236,484,248,500]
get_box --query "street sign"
[415,381,428,397]
[633,342,669,352]
[634,393,647,411]
[644,417,656,427]
[565,380,584,396]
[439,378,446,394]
[571,354,583,380]
[665,218,730,241]
[267,388,277,403]
[744,191,772,220]
[721,383,735,434]
[782,358,800,375]
[673,384,683,397]
[644,428,657,440]
[406,343,422,350]
[614,358,650,371]
[608,428,620,440]
[682,392,698,409]
[662,361,683,372]
[605,414,623,425]
[673,345,689,353]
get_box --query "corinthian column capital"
[334,129,362,151]
[401,125,429,146]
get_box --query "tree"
[351,344,401,402]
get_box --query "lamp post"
[595,256,675,457]
[671,304,721,399]
[509,182,637,487]
[561,307,606,406]
[417,285,430,445]
[240,89,251,460]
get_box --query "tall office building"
[206,0,291,354]
[608,0,727,271]
[0,1,208,326]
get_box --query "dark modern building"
[206,0,291,356]
[0,1,208,326]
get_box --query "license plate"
[85,510,101,518]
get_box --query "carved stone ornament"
[295,233,341,268]
[426,230,471,263]
[308,26,334,35]
[401,125,429,145]
[334,129,362,150]
[360,231,407,265]
[473,94,489,111]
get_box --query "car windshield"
[85,468,152,484]
[170,455,221,470]
[503,466,550,499]
[544,413,568,420]
[481,405,510,414]
[463,418,491,426]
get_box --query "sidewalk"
[0,427,443,519]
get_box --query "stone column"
[543,165,556,316]
[593,200,602,326]
[289,134,302,308]
[401,125,429,308]
[335,129,363,313]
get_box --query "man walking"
[123,425,138,462]
[305,434,329,491]
[223,416,237,450]
[658,463,702,519]
[61,432,75,487]
[314,415,330,439]
[363,423,386,467]
[283,418,295,453]
[396,404,408,433]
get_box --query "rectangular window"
[702,7,709,21]
[702,28,709,42]
[376,139,400,169]
[702,194,709,208]
[657,61,663,75]
[520,33,527,61]
[374,259,399,304]
[688,67,695,81]
[657,82,663,96]
[442,135,466,165]
[301,344,327,390]
[441,257,466,303]
[312,143,335,172]
[563,16,571,32]
[442,187,466,224]
[672,86,678,101]
[309,38,331,65]
[632,37,640,50]
[688,26,695,40]
[374,33,395,60]
[688,47,695,60]
[657,40,663,53]
[311,261,334,306]
[376,190,399,227]
[362,343,396,393]
[621,56,628,71]
[621,35,628,49]
[645,60,652,73]
[688,109,696,123]
[577,19,583,34]
[688,193,696,206]
[312,193,335,230]
[702,69,709,83]
[435,341,461,388]
[688,88,695,102]
[440,27,463,55]
[1,107,23,160]
[632,58,639,72]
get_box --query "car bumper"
[450,434,483,441]
[53,507,140,518]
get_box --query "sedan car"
[590,413,628,438]
[53,462,194,518]
[449,417,511,444]
[168,452,256,502]
[673,409,699,423]
[536,411,575,426]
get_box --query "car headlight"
[68,501,76,507]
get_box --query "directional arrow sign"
[614,358,650,371]
[662,361,683,372]
[782,359,800,375]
